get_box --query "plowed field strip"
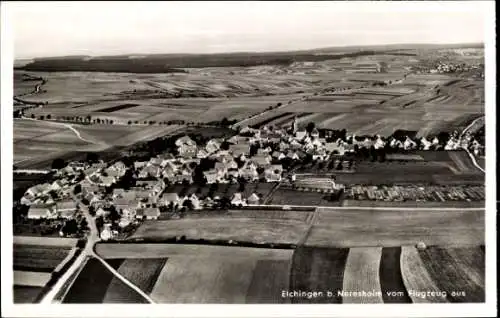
[289,247,349,303]
[400,246,447,303]
[342,247,384,304]
[379,247,411,303]
[418,246,485,302]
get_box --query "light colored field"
[14,271,51,287]
[400,246,448,303]
[96,243,293,260]
[341,247,384,303]
[306,208,484,247]
[13,236,77,247]
[151,257,255,303]
[130,218,309,245]
[96,244,293,303]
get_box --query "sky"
[6,1,488,59]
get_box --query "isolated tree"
[39,115,45,120]
[51,158,66,170]
[128,120,132,125]
[73,184,82,195]
[31,114,35,119]
[46,114,51,120]
[61,219,78,236]
[306,122,316,134]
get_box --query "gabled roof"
[247,193,260,202]
[162,193,180,201]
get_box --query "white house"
[264,165,283,182]
[231,193,247,206]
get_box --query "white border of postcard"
[1,1,496,317]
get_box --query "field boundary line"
[93,255,156,304]
[247,204,484,211]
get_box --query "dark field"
[100,103,140,113]
[13,285,43,304]
[13,244,72,272]
[290,247,349,303]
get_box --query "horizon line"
[15,41,485,61]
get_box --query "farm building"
[161,193,181,207]
[264,165,283,182]
[247,193,261,205]
[294,177,344,191]
[231,193,247,206]
[27,203,57,219]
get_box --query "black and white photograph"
[1,1,496,317]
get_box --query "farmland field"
[86,242,485,303]
[306,208,484,248]
[129,218,310,245]
[12,238,78,303]
[95,244,294,303]
[14,244,73,272]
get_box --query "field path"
[341,247,384,303]
[17,117,108,147]
[459,116,485,173]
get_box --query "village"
[16,115,485,240]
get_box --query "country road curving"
[40,185,155,304]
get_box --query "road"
[40,185,155,304]
[459,116,485,173]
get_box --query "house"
[251,155,272,167]
[161,193,181,207]
[173,169,193,184]
[290,139,302,150]
[134,161,148,170]
[231,193,247,206]
[228,143,250,157]
[96,207,108,217]
[247,193,260,205]
[100,224,113,241]
[373,136,386,150]
[59,210,75,220]
[149,157,163,166]
[20,196,33,206]
[227,168,240,179]
[295,129,308,140]
[311,128,320,139]
[143,207,160,220]
[325,142,345,155]
[119,218,131,228]
[206,139,222,154]
[286,151,300,160]
[404,137,417,150]
[239,162,259,181]
[420,137,432,150]
[176,136,197,158]
[188,194,201,210]
[227,135,249,145]
[264,165,283,182]
[49,180,65,192]
[56,200,78,213]
[197,149,209,159]
[27,203,57,219]
[25,183,51,198]
[204,169,219,184]
[99,176,116,187]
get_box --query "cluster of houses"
[346,185,485,202]
[19,114,485,227]
[22,177,80,220]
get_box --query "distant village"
[16,116,485,240]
